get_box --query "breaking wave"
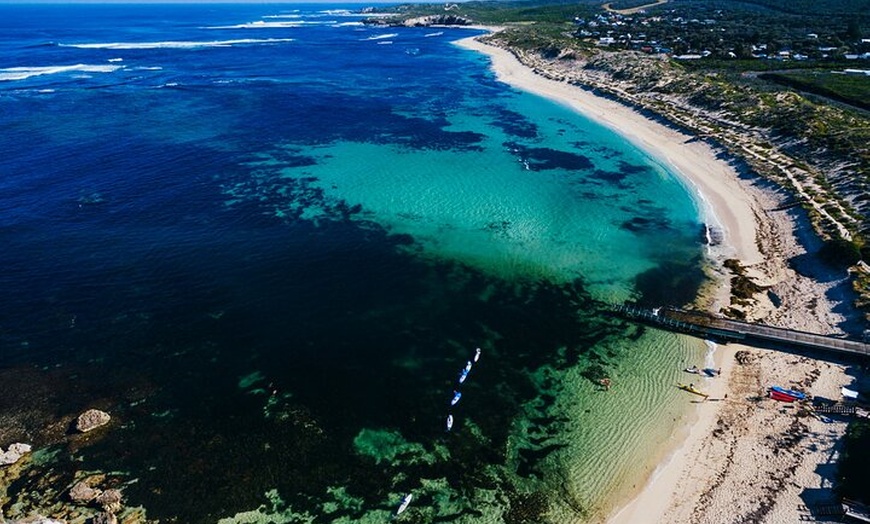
[361,33,398,41]
[59,38,294,50]
[0,64,122,81]
[207,20,335,29]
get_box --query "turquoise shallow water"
[228,83,704,302]
[0,4,709,522]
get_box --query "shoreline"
[454,32,859,523]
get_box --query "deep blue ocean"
[0,4,707,522]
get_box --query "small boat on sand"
[677,383,709,399]
[450,391,462,406]
[684,366,700,374]
[396,493,412,515]
[769,386,805,402]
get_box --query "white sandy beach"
[455,34,859,524]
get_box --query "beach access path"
[455,32,860,524]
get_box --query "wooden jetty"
[611,304,870,360]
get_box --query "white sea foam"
[107,57,124,62]
[60,38,294,50]
[316,9,379,17]
[332,22,365,27]
[362,33,398,41]
[206,21,301,29]
[424,32,444,37]
[207,20,334,29]
[377,41,394,45]
[262,14,302,19]
[0,64,122,81]
[318,9,353,15]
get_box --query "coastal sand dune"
[455,33,860,524]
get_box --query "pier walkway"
[611,305,870,360]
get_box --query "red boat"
[769,389,801,402]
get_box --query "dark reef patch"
[590,169,630,185]
[0,203,627,522]
[619,215,672,233]
[490,107,539,139]
[618,161,653,175]
[633,260,707,307]
[504,142,594,172]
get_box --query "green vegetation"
[606,0,666,10]
[740,0,870,16]
[761,72,870,111]
[392,1,597,25]
[818,239,863,268]
[838,419,870,504]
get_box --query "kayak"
[677,383,709,399]
[396,493,412,515]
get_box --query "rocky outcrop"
[75,409,110,433]
[96,489,122,514]
[0,442,32,466]
[402,15,472,27]
[69,480,101,504]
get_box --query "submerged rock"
[69,480,102,504]
[0,442,32,466]
[90,512,117,524]
[76,409,111,433]
[9,517,67,524]
[96,489,122,513]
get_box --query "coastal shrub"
[818,238,862,267]
[838,419,870,504]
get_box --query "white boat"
[446,414,453,431]
[458,368,469,384]
[396,493,412,515]
[464,360,472,373]
[450,391,462,406]
[474,347,481,362]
